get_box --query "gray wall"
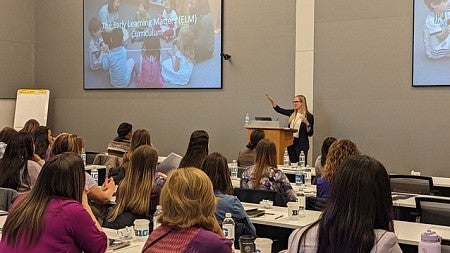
[0,1,35,98]
[34,0,295,160]
[314,0,450,177]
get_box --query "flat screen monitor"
[83,0,222,89]
[413,0,450,86]
[254,117,272,121]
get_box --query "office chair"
[85,151,99,165]
[390,175,434,195]
[0,187,19,211]
[415,197,450,226]
[234,188,288,207]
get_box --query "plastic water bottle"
[295,167,304,187]
[283,148,290,166]
[153,205,163,229]
[81,148,87,166]
[299,151,306,167]
[231,160,238,179]
[419,230,441,253]
[304,167,311,186]
[222,213,235,245]
[91,167,98,185]
[244,113,250,126]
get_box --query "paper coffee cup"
[255,238,273,253]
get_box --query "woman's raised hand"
[265,93,276,107]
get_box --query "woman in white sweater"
[287,155,402,253]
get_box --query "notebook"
[156,152,182,174]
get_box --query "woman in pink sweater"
[0,152,107,253]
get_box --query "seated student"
[313,136,336,178]
[32,126,54,162]
[287,155,402,253]
[201,152,256,248]
[19,119,39,133]
[0,152,107,252]
[142,168,232,253]
[240,138,297,203]
[237,129,265,167]
[0,132,43,193]
[51,133,115,204]
[178,130,209,169]
[104,145,162,229]
[0,127,17,159]
[107,122,133,157]
[109,128,152,184]
[316,139,360,199]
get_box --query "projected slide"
[83,0,222,89]
[413,0,450,86]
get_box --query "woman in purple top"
[0,152,107,253]
[316,139,360,198]
[142,168,232,253]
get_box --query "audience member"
[19,119,39,133]
[109,129,152,184]
[287,155,402,253]
[178,129,209,168]
[316,139,360,199]
[237,129,265,167]
[240,138,297,203]
[0,127,17,159]
[104,145,161,229]
[201,152,256,248]
[32,126,54,161]
[51,133,115,204]
[0,132,42,192]
[142,168,232,253]
[314,136,337,178]
[107,122,133,157]
[0,153,107,252]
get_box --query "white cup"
[255,238,273,253]
[287,202,300,220]
[134,219,150,240]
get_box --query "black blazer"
[273,105,314,150]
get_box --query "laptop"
[254,116,272,121]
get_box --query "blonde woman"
[142,168,232,253]
[316,139,361,198]
[110,129,152,184]
[51,133,116,204]
[104,145,160,229]
[266,93,314,163]
[240,138,297,204]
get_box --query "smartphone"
[109,238,131,251]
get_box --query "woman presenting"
[265,93,314,164]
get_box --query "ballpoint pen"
[274,215,283,220]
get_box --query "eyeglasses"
[292,101,302,104]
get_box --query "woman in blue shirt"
[201,152,256,247]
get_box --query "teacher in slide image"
[265,93,314,164]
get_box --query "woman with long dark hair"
[0,132,42,192]
[178,130,209,168]
[313,137,337,178]
[0,153,107,252]
[33,126,53,161]
[201,152,256,247]
[240,138,296,202]
[287,155,402,253]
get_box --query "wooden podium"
[245,126,297,165]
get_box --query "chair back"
[93,153,123,177]
[234,188,287,207]
[390,175,434,195]
[85,151,99,165]
[415,197,450,226]
[0,187,19,211]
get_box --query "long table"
[242,202,450,251]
